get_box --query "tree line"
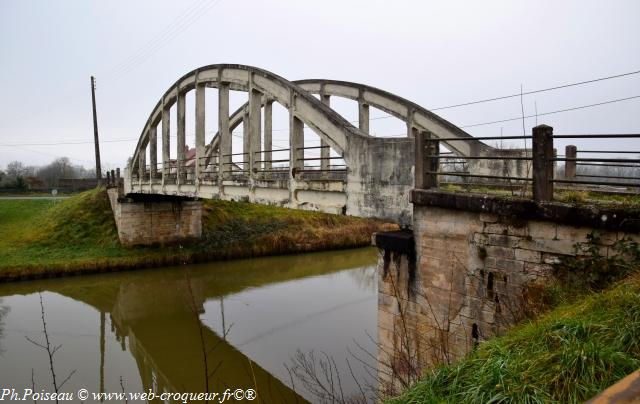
[0,158,96,191]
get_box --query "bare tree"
[25,293,76,404]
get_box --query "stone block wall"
[376,191,640,396]
[107,188,202,246]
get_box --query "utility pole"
[91,76,102,182]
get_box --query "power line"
[104,0,224,83]
[5,83,639,149]
[459,94,640,128]
[430,69,640,111]
[357,68,640,121]
[103,0,211,80]
[1,144,116,167]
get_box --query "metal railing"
[416,125,640,202]
[132,145,350,184]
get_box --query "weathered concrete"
[375,191,640,395]
[107,188,202,246]
[128,64,499,226]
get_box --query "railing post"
[532,124,554,202]
[106,171,111,187]
[415,131,439,189]
[565,145,577,182]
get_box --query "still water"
[0,248,379,403]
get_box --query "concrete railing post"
[106,171,111,187]
[415,131,439,189]
[532,124,554,202]
[565,145,577,182]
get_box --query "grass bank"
[387,239,640,404]
[0,188,393,281]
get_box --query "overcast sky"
[1,0,639,171]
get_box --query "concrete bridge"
[124,64,494,226]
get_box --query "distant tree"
[6,161,26,177]
[36,157,95,187]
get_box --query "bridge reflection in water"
[0,248,378,403]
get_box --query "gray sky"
[1,0,639,171]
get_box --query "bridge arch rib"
[202,79,492,163]
[126,64,490,225]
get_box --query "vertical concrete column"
[407,107,416,138]
[242,111,250,172]
[138,145,146,183]
[290,104,304,177]
[176,90,186,185]
[148,125,157,181]
[415,131,439,189]
[263,100,273,170]
[161,99,171,185]
[195,81,206,184]
[218,82,231,182]
[248,89,262,176]
[565,145,577,182]
[532,124,554,202]
[320,93,331,171]
[358,91,370,134]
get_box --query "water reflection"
[0,299,9,355]
[0,247,378,403]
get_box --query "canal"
[0,247,379,403]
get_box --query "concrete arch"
[127,64,487,225]
[295,79,491,156]
[202,79,491,163]
[131,64,371,174]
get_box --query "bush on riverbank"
[0,188,393,281]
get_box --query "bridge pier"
[374,189,640,396]
[107,187,202,246]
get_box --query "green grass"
[439,184,640,208]
[387,272,640,404]
[0,188,393,281]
